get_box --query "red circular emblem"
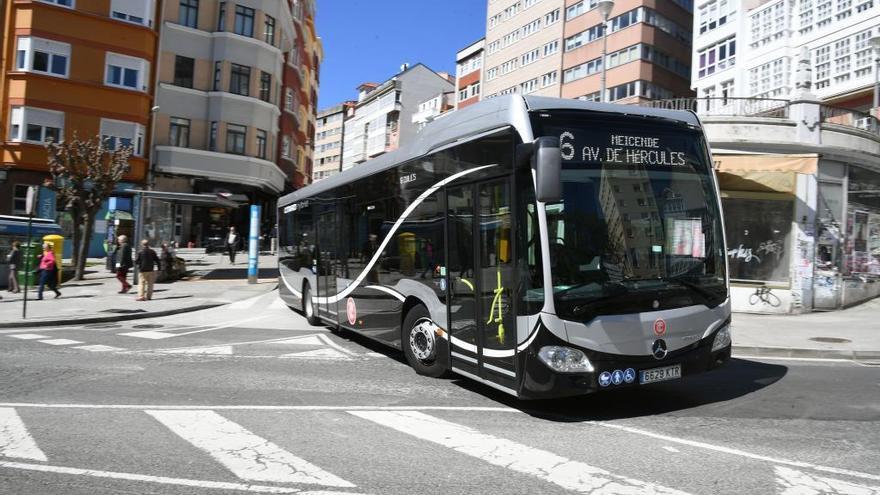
[346,297,357,325]
[653,318,667,337]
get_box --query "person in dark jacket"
[114,235,133,293]
[6,241,21,293]
[135,239,160,301]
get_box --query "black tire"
[402,305,449,378]
[302,283,321,326]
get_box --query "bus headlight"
[538,346,594,373]
[711,324,731,352]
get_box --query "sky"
[314,0,487,110]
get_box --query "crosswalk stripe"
[38,339,83,346]
[72,345,125,352]
[0,408,47,461]
[8,334,50,340]
[350,410,689,494]
[776,466,880,495]
[146,410,355,487]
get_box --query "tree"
[45,134,132,281]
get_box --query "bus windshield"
[530,111,727,320]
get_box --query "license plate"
[639,364,681,385]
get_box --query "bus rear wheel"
[302,283,321,326]
[402,305,449,378]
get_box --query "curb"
[0,303,224,329]
[733,345,880,362]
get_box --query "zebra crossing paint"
[0,408,47,461]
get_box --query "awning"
[123,190,242,208]
[714,153,819,194]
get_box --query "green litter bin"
[17,242,41,287]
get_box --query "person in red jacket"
[36,242,60,300]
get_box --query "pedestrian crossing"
[1,405,878,494]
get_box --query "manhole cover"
[84,323,122,329]
[132,324,164,329]
[809,337,851,344]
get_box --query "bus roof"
[279,95,700,208]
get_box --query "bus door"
[316,209,338,319]
[446,179,517,391]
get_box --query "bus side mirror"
[533,136,561,203]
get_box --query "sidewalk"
[732,297,880,361]
[0,250,278,328]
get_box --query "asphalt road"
[0,291,878,495]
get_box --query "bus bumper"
[518,324,732,400]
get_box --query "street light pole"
[597,0,615,103]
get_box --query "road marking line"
[274,335,325,346]
[8,334,50,340]
[132,335,329,355]
[146,410,355,487]
[662,447,680,453]
[0,408,47,461]
[280,348,353,361]
[351,410,688,494]
[776,466,880,494]
[595,422,880,482]
[72,345,125,352]
[38,339,83,346]
[0,460,308,493]
[316,334,356,356]
[0,403,519,412]
[118,315,272,340]
[159,345,235,355]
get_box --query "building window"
[9,106,64,143]
[521,48,540,66]
[459,88,468,101]
[12,185,32,215]
[256,129,267,159]
[563,57,602,83]
[36,0,73,7]
[698,0,736,34]
[749,57,789,97]
[264,15,275,45]
[469,82,480,97]
[209,121,217,151]
[565,0,597,20]
[179,0,198,28]
[234,5,254,37]
[281,135,291,158]
[111,0,151,26]
[105,53,147,91]
[100,118,144,155]
[285,88,294,111]
[226,123,246,154]
[15,37,70,78]
[229,64,250,96]
[697,37,736,78]
[486,67,498,80]
[543,40,559,57]
[749,1,786,48]
[540,70,557,87]
[521,18,541,38]
[259,71,271,102]
[544,8,560,25]
[500,58,517,75]
[520,77,538,94]
[213,61,222,90]
[217,2,225,31]
[173,55,194,88]
[169,117,190,147]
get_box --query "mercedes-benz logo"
[652,339,668,360]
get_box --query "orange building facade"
[0,0,158,215]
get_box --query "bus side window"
[517,170,544,315]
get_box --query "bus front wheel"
[302,283,321,326]
[402,305,449,378]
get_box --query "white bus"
[277,95,731,399]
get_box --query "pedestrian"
[135,239,159,301]
[36,242,60,300]
[6,241,21,293]
[160,242,175,281]
[114,235,133,293]
[226,226,239,264]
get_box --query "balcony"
[154,146,286,193]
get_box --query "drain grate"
[809,337,852,344]
[132,324,164,329]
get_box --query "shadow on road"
[197,268,279,280]
[447,358,788,421]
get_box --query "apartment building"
[341,64,454,170]
[482,0,695,103]
[412,91,456,130]
[691,0,880,109]
[150,0,320,243]
[455,38,485,109]
[312,101,353,182]
[0,0,157,217]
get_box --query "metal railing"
[819,105,880,134]
[645,97,791,118]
